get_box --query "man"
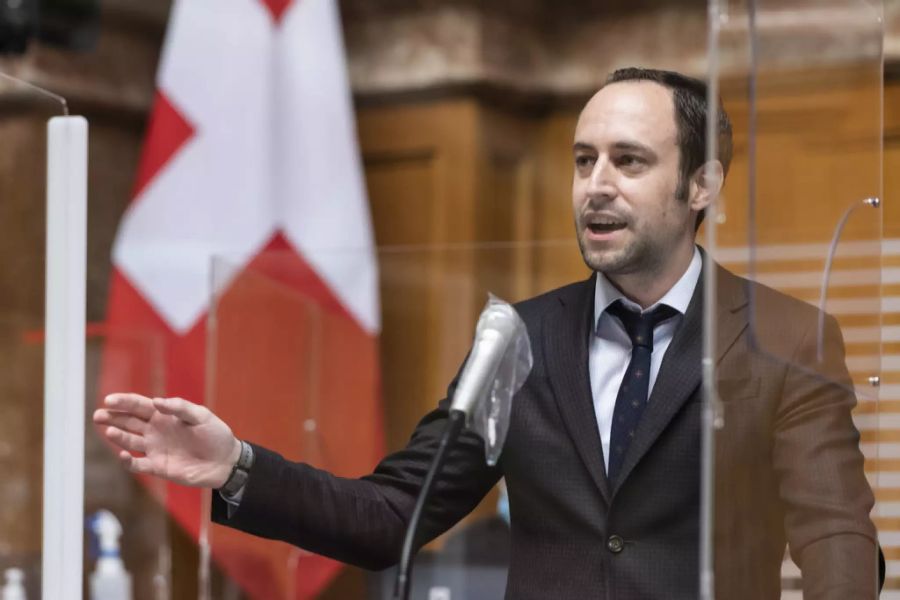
[94,68,878,598]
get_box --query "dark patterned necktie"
[605,300,679,484]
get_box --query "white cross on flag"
[99,0,383,597]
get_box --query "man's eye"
[575,156,595,169]
[617,154,643,167]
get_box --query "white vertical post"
[43,115,88,600]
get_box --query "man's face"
[572,81,696,277]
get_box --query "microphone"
[450,303,520,417]
[394,299,527,600]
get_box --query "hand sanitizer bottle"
[89,510,132,600]
[2,568,26,600]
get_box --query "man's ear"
[689,161,724,212]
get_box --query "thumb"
[153,397,205,425]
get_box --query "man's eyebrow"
[611,141,655,155]
[573,141,657,155]
[573,142,595,153]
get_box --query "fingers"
[100,393,207,427]
[153,397,205,425]
[104,393,156,420]
[93,409,147,435]
[118,452,157,476]
[103,426,146,454]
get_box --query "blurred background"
[2,0,900,598]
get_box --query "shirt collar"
[593,246,702,329]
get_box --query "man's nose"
[586,157,617,201]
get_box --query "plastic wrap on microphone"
[451,294,533,465]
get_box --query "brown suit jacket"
[712,263,877,598]
[213,260,878,599]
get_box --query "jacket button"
[607,535,624,554]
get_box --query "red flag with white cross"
[99,0,384,597]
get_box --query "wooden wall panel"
[359,100,481,452]
[474,106,540,303]
[532,111,589,292]
[716,71,882,249]
[366,155,438,451]
[885,83,900,240]
[358,99,548,537]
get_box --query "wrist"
[212,437,242,489]
[227,436,242,469]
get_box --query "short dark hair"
[603,67,733,230]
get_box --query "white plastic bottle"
[89,510,132,600]
[1,568,26,600]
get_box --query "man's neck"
[605,244,697,309]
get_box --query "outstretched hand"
[93,393,241,489]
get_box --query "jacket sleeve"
[211,379,502,571]
[773,312,878,599]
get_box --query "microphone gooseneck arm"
[816,196,880,363]
[392,301,522,599]
[393,408,466,600]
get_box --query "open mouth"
[587,221,627,234]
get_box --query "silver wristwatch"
[220,440,254,497]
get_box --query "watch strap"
[220,440,254,497]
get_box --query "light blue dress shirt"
[589,247,702,471]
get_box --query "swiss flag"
[99,0,384,597]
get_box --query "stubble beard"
[576,225,660,277]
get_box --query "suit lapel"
[612,259,749,493]
[714,265,750,365]
[545,274,612,504]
